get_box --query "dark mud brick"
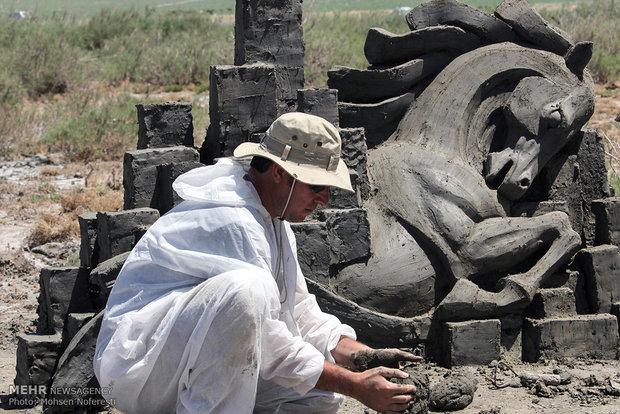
[574,245,620,313]
[296,88,339,127]
[47,311,106,413]
[527,287,577,319]
[291,221,329,284]
[444,319,501,367]
[612,303,620,331]
[201,64,303,164]
[406,0,518,43]
[136,102,194,149]
[89,252,130,304]
[123,146,199,210]
[495,0,573,56]
[96,208,159,262]
[523,314,619,362]
[571,130,612,244]
[37,267,94,335]
[156,160,204,214]
[592,197,620,246]
[540,271,589,315]
[64,313,95,346]
[14,333,62,394]
[329,128,369,209]
[234,0,304,68]
[322,208,370,265]
[364,26,480,66]
[78,212,98,269]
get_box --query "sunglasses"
[310,185,327,193]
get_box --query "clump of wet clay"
[391,364,430,414]
[351,349,402,371]
[429,371,477,411]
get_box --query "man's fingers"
[390,348,423,362]
[391,393,413,404]
[374,367,418,394]
[378,367,411,379]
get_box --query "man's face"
[282,175,329,223]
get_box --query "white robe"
[93,158,355,413]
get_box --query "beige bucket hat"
[233,112,353,192]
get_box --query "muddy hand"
[354,367,417,413]
[351,348,422,371]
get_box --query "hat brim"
[234,142,354,193]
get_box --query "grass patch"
[539,2,620,83]
[0,1,618,165]
[40,92,139,162]
[27,186,123,247]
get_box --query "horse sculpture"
[322,8,595,326]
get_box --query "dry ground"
[0,82,618,413]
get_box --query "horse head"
[485,44,594,200]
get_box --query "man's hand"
[352,367,417,413]
[351,348,422,371]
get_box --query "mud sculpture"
[322,0,596,326]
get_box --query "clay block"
[406,0,518,43]
[328,52,453,103]
[296,88,339,127]
[96,208,159,262]
[14,333,62,394]
[574,245,620,313]
[291,221,330,284]
[539,154,583,236]
[612,303,620,331]
[445,319,501,367]
[527,287,576,319]
[329,128,369,209]
[542,270,589,314]
[321,208,370,265]
[157,160,204,214]
[89,252,130,303]
[37,267,94,335]
[201,64,303,164]
[522,314,619,362]
[572,130,612,244]
[64,313,95,346]
[592,197,620,246]
[364,26,480,66]
[47,311,106,412]
[78,212,98,268]
[234,0,304,67]
[136,102,194,149]
[123,146,199,210]
[495,0,573,56]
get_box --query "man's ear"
[270,163,288,184]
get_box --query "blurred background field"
[0,0,596,17]
[0,0,617,246]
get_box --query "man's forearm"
[330,336,372,367]
[314,360,358,396]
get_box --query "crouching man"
[94,113,421,413]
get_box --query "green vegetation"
[0,1,617,163]
[0,0,593,18]
[539,2,620,83]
